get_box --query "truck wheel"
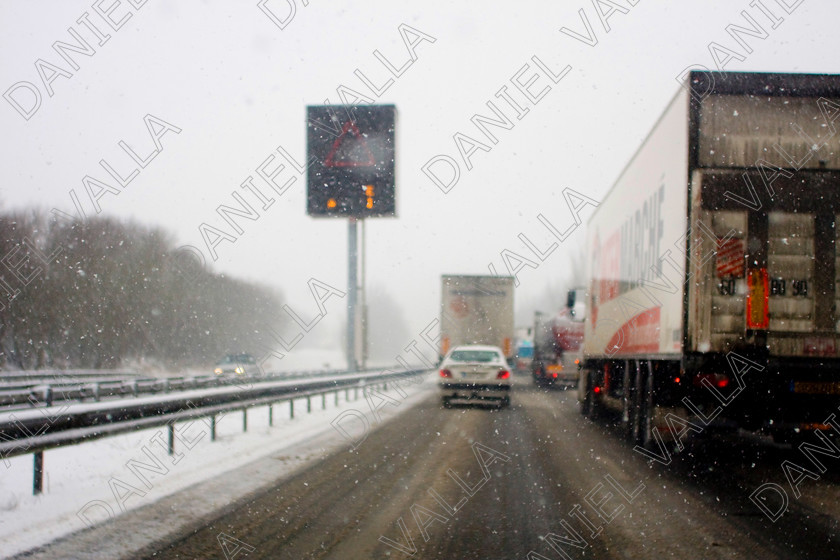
[534,368,546,388]
[630,362,643,444]
[622,361,636,441]
[580,372,591,417]
[634,363,655,450]
[621,394,633,440]
[442,397,452,409]
[584,371,600,420]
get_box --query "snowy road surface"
[9,378,840,559]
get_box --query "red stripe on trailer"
[605,307,661,355]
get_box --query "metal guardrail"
[0,367,379,409]
[0,367,428,495]
[0,369,139,390]
[0,368,138,379]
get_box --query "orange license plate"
[793,382,840,394]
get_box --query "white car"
[438,345,511,408]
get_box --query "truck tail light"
[694,373,729,389]
[497,369,510,379]
[746,267,769,329]
[440,369,453,378]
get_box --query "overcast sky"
[2,0,839,362]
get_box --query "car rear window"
[218,354,256,364]
[449,350,501,362]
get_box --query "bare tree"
[0,210,285,371]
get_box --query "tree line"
[0,210,284,371]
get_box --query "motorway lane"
[132,378,840,559]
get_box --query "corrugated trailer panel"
[584,88,690,359]
[697,95,840,170]
[440,275,515,358]
[688,72,840,358]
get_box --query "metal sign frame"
[306,105,396,218]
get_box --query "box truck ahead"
[440,275,515,361]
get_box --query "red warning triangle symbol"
[325,121,376,167]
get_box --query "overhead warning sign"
[307,105,396,217]
[325,121,376,167]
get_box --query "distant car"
[214,354,258,376]
[438,345,511,408]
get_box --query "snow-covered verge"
[0,372,435,559]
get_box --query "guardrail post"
[354,387,358,400]
[345,388,349,401]
[45,386,53,407]
[33,451,44,495]
[210,415,217,441]
[168,424,175,455]
[269,404,273,427]
[384,382,388,391]
[243,408,248,432]
[335,390,339,406]
[290,399,294,419]
[307,396,311,413]
[322,393,326,410]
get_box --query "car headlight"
[235,366,245,375]
[214,367,223,375]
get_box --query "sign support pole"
[360,218,367,369]
[347,217,358,372]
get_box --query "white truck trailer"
[579,71,840,447]
[440,275,515,361]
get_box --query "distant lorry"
[579,71,840,447]
[533,288,585,387]
[513,325,535,374]
[514,337,534,375]
[440,275,515,361]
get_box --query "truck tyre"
[630,362,644,444]
[622,392,633,441]
[621,361,635,442]
[633,362,656,450]
[442,396,452,409]
[534,367,546,388]
[580,370,591,417]
[584,371,600,420]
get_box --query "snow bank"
[0,372,434,558]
